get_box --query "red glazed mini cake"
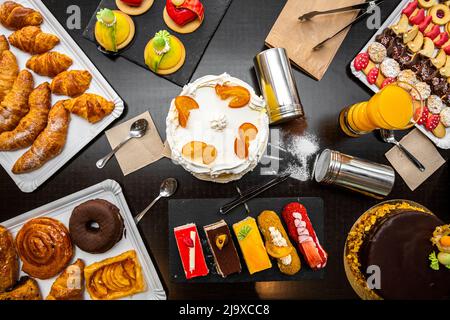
[282,202,328,270]
[163,0,204,34]
[174,223,209,279]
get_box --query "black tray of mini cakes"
[168,197,326,283]
[83,0,233,86]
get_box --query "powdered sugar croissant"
[26,52,73,77]
[50,70,92,97]
[63,93,115,123]
[9,26,59,54]
[0,1,43,30]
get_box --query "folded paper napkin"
[105,111,165,176]
[265,0,364,80]
[385,129,446,191]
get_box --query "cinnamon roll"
[15,217,73,279]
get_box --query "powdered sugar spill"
[280,133,319,181]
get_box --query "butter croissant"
[12,100,70,174]
[0,83,51,151]
[0,70,34,134]
[64,93,115,123]
[26,52,73,77]
[0,1,43,30]
[51,70,92,97]
[9,26,59,54]
[0,35,19,103]
[46,259,85,300]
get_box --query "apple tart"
[84,250,146,300]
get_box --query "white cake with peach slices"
[166,73,269,183]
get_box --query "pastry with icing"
[115,0,154,16]
[257,210,301,275]
[204,220,241,278]
[166,73,269,183]
[163,0,204,34]
[95,8,135,53]
[233,217,272,275]
[174,223,209,279]
[144,30,185,75]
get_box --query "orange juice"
[340,84,416,137]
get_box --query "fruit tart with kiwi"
[166,73,269,183]
[95,8,135,53]
[144,30,185,75]
[163,0,204,34]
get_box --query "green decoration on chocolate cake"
[429,251,440,271]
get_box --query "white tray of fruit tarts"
[350,0,450,149]
[0,179,166,300]
[166,73,270,183]
[0,0,125,192]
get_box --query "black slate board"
[83,0,233,86]
[168,197,326,283]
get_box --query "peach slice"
[215,84,251,108]
[238,122,258,141]
[175,95,199,127]
[234,137,249,159]
[182,141,217,165]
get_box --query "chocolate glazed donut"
[69,199,124,254]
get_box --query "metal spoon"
[380,129,426,172]
[134,178,178,224]
[96,119,149,169]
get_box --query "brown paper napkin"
[162,141,172,159]
[385,129,446,191]
[105,111,165,176]
[265,0,364,80]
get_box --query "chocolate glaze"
[204,222,241,277]
[360,211,450,300]
[386,37,406,61]
[431,77,449,97]
[376,28,397,47]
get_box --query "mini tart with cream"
[166,73,269,183]
[95,8,135,52]
[144,30,185,75]
[115,0,154,16]
[163,0,204,34]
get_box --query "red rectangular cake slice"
[174,223,209,279]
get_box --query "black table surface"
[1,0,448,299]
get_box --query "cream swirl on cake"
[166,73,269,183]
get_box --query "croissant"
[0,277,41,300]
[9,26,59,54]
[0,225,19,292]
[64,93,115,123]
[12,100,70,174]
[26,52,73,77]
[51,70,92,97]
[0,70,34,134]
[0,36,19,103]
[0,1,43,30]
[0,83,51,151]
[46,259,85,300]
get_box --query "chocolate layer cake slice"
[204,220,241,278]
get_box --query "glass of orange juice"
[339,82,424,137]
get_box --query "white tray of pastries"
[0,179,166,300]
[0,0,125,192]
[350,0,450,149]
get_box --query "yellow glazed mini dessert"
[232,217,271,275]
[144,30,185,75]
[95,8,135,52]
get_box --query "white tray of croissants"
[0,0,124,192]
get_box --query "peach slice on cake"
[234,137,249,159]
[175,96,199,127]
[215,84,251,108]
[238,122,258,141]
[182,141,217,164]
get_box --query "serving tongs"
[219,173,291,215]
[298,0,384,51]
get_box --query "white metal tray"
[1,179,166,300]
[0,0,125,192]
[350,0,450,149]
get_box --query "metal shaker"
[313,149,395,199]
[254,48,304,124]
